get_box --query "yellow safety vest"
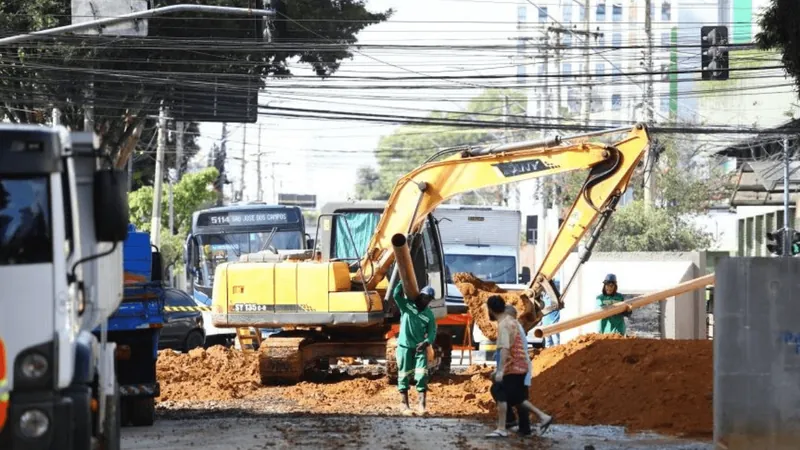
[0,338,7,431]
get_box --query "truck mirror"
[151,249,164,282]
[93,169,129,242]
[306,238,315,249]
[519,267,531,284]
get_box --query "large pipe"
[533,273,715,338]
[391,233,420,299]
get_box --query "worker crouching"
[392,282,437,414]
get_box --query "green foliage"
[354,89,533,201]
[129,167,219,236]
[755,1,800,95]
[595,135,726,251]
[595,200,712,252]
[128,167,219,269]
[132,122,202,190]
[0,0,391,157]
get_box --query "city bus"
[183,203,311,345]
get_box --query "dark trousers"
[490,374,531,434]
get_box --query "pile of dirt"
[453,272,541,341]
[155,335,712,437]
[157,346,262,402]
[530,333,713,437]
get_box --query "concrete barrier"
[715,257,800,450]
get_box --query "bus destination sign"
[197,209,299,227]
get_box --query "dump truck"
[210,124,652,384]
[0,125,129,449]
[100,225,166,427]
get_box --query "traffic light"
[701,26,729,80]
[767,229,784,256]
[792,230,800,256]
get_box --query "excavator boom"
[359,124,651,307]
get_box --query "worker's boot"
[400,390,411,413]
[417,391,427,414]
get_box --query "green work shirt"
[597,293,626,335]
[393,283,437,348]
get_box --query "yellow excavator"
[211,123,652,384]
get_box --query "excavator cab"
[316,201,446,320]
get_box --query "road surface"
[122,414,713,450]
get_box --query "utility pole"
[257,123,263,201]
[643,0,656,211]
[175,121,184,179]
[239,124,247,202]
[582,0,592,127]
[151,102,167,248]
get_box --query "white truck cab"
[433,205,541,349]
[0,125,128,450]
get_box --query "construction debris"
[453,272,541,340]
[156,334,712,437]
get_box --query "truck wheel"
[184,330,204,352]
[128,397,155,427]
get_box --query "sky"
[193,0,519,207]
[189,0,774,208]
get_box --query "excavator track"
[258,337,307,385]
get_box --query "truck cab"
[0,125,129,450]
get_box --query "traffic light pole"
[783,136,792,256]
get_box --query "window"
[661,1,671,21]
[661,96,670,112]
[0,177,53,266]
[612,3,622,22]
[613,67,622,81]
[563,1,572,22]
[651,3,656,21]
[596,2,606,21]
[563,62,572,76]
[538,64,545,75]
[165,290,197,308]
[591,97,603,113]
[578,4,586,21]
[598,34,605,48]
[595,63,605,75]
[525,215,538,244]
[517,5,526,23]
[563,32,572,47]
[611,94,622,111]
[567,87,580,113]
[612,32,622,48]
[661,32,670,47]
[538,6,548,22]
[444,254,517,284]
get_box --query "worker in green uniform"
[597,273,631,335]
[392,281,437,414]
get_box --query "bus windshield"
[195,230,303,283]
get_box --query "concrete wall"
[714,257,800,449]
[557,252,707,343]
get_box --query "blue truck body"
[92,224,165,426]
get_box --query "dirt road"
[122,414,712,450]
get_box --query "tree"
[128,167,219,268]
[0,0,391,160]
[130,121,202,190]
[756,1,800,94]
[354,89,532,201]
[589,134,727,251]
